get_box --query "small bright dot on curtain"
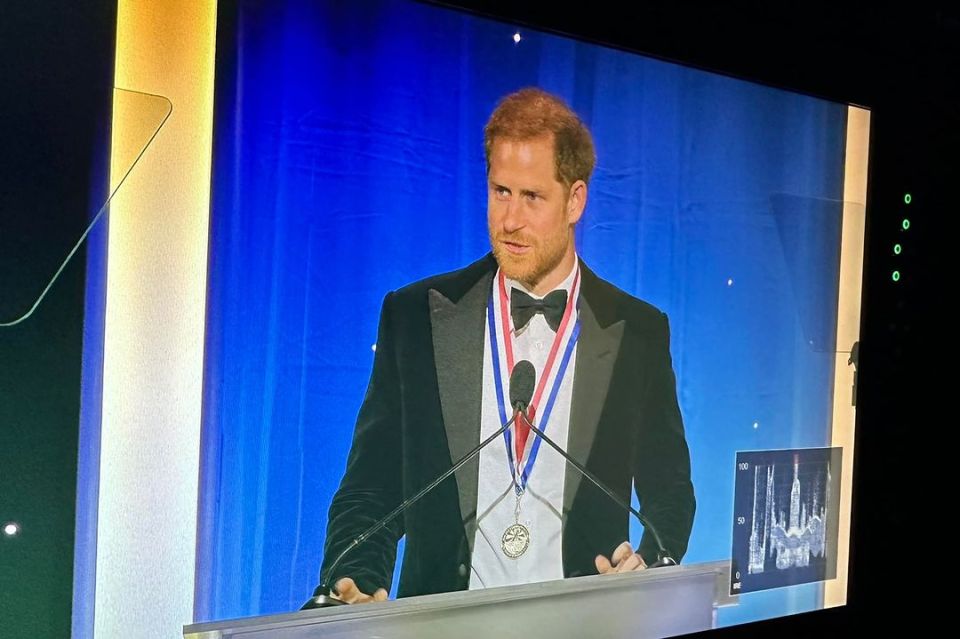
[371,344,377,352]
[753,422,759,430]
[3,522,20,536]
[513,32,521,44]
[727,278,734,286]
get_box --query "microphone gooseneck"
[522,418,676,568]
[302,361,537,609]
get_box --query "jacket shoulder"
[580,264,668,331]
[389,253,496,306]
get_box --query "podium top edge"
[184,560,729,636]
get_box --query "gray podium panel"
[185,562,734,639]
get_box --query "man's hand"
[332,577,388,604]
[595,541,647,574]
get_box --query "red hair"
[484,87,596,189]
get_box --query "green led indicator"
[894,243,902,255]
[902,218,911,231]
[904,193,912,204]
[892,270,901,282]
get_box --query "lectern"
[184,561,735,639]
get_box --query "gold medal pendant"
[501,522,530,559]
[502,492,530,558]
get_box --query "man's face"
[487,135,585,293]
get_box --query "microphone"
[509,360,535,410]
[302,360,537,609]
[522,417,677,569]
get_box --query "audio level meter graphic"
[730,447,842,595]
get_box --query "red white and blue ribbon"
[487,267,581,494]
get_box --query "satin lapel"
[563,288,625,517]
[429,270,492,553]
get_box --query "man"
[320,88,695,603]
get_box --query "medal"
[501,523,530,558]
[487,268,582,559]
[501,494,530,559]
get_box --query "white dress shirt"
[469,257,580,589]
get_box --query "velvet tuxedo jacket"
[320,254,695,597]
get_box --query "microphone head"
[509,360,536,410]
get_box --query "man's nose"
[502,199,524,233]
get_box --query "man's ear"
[566,180,587,225]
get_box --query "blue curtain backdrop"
[197,0,848,626]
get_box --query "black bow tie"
[510,288,568,332]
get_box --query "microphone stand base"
[647,556,678,569]
[301,594,348,610]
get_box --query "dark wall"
[0,2,116,638]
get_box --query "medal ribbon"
[487,267,581,493]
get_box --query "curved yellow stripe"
[824,105,870,608]
[95,1,217,636]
